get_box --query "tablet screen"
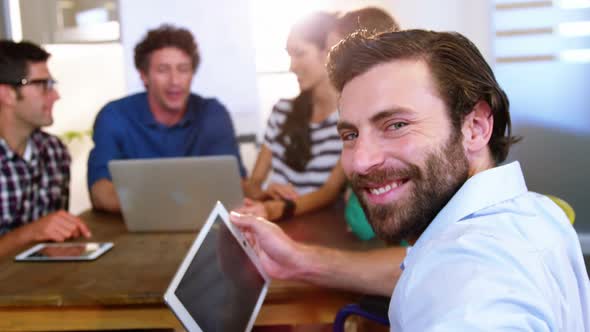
[31,243,96,258]
[15,242,113,261]
[174,215,266,331]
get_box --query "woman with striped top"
[241,12,347,221]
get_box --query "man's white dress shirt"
[389,162,590,331]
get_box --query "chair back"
[546,195,576,224]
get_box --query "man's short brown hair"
[134,24,199,73]
[0,40,50,84]
[327,29,520,164]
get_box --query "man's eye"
[388,122,408,130]
[340,132,358,141]
[157,66,170,73]
[178,65,192,73]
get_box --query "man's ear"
[0,84,16,106]
[461,101,493,156]
[139,71,149,88]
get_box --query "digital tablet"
[164,202,270,332]
[14,242,114,262]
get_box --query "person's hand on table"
[26,210,92,242]
[266,182,299,201]
[236,198,287,221]
[235,198,268,219]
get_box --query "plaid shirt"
[0,130,70,235]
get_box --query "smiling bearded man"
[349,126,469,244]
[230,29,590,331]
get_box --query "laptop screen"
[174,215,266,331]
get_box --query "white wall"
[387,0,493,61]
[45,43,126,215]
[317,0,493,60]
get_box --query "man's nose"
[170,69,183,85]
[50,88,60,101]
[289,59,298,73]
[352,134,385,175]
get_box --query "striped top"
[263,99,342,195]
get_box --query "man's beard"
[350,133,469,244]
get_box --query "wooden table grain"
[0,204,384,331]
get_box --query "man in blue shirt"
[231,30,590,330]
[88,25,245,212]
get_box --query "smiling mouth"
[365,179,408,197]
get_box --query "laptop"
[164,202,270,331]
[108,156,244,232]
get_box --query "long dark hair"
[277,12,337,172]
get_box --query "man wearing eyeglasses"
[0,40,91,257]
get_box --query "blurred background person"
[0,40,91,257]
[241,12,346,222]
[87,25,245,213]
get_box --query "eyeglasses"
[0,78,58,93]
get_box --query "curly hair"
[327,30,521,164]
[134,24,199,73]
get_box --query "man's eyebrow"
[337,120,355,132]
[369,107,414,125]
[337,107,415,132]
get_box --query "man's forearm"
[90,179,121,213]
[0,226,33,258]
[297,246,405,296]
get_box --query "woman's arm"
[292,160,346,214]
[261,160,347,221]
[242,144,273,200]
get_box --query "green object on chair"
[345,191,376,241]
[345,191,409,246]
[546,195,576,225]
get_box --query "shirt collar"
[138,93,158,126]
[401,161,528,270]
[0,130,43,162]
[22,138,33,161]
[177,96,199,127]
[139,93,197,127]
[0,138,13,161]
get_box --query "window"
[6,0,119,43]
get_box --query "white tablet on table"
[164,202,270,332]
[15,242,113,261]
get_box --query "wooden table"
[0,204,384,331]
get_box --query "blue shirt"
[87,92,245,188]
[390,162,590,331]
